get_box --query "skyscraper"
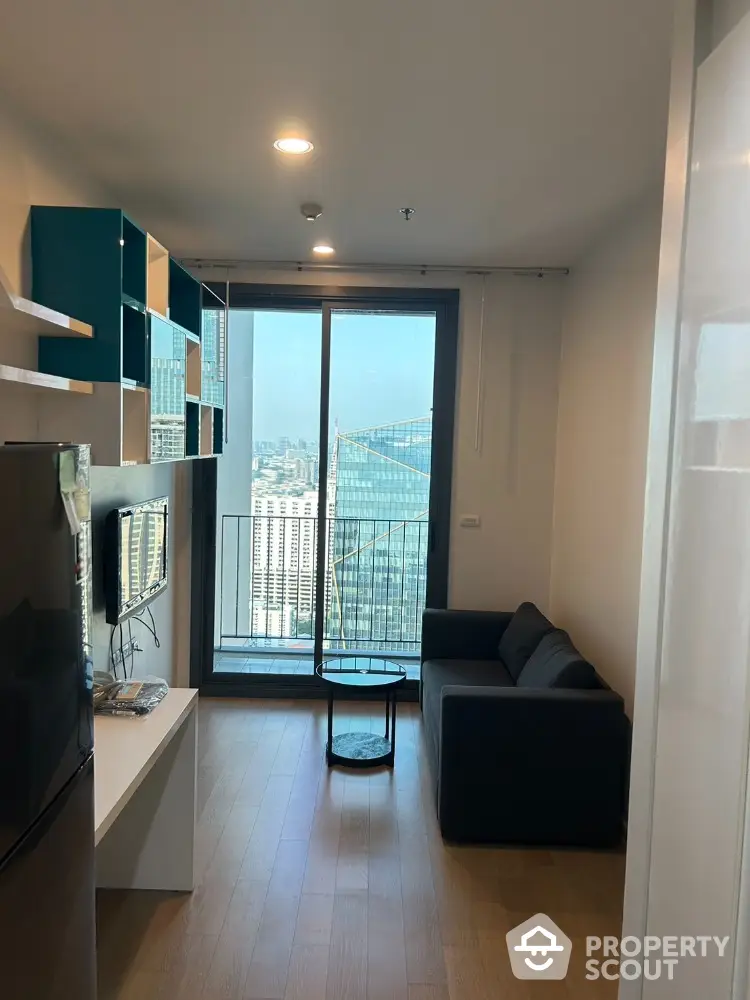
[249,493,318,645]
[201,308,226,406]
[326,416,431,652]
[150,321,187,460]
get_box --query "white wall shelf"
[0,363,93,395]
[1,265,92,339]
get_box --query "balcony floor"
[213,652,421,681]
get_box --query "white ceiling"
[0,0,672,267]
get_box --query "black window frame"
[191,283,459,699]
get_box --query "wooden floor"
[97,699,625,1000]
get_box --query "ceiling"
[0,0,672,267]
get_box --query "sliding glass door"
[214,308,322,675]
[324,309,436,659]
[195,286,458,695]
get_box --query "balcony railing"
[217,514,429,654]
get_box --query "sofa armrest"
[421,608,513,662]
[438,685,629,845]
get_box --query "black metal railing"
[217,515,428,653]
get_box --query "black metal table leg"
[390,689,398,764]
[385,690,391,740]
[327,689,334,766]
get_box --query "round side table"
[316,657,407,768]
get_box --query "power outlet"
[459,514,481,528]
[112,638,142,668]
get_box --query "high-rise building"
[249,492,319,645]
[294,456,319,485]
[326,416,431,652]
[201,308,226,406]
[120,507,166,604]
[151,323,187,460]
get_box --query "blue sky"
[250,310,436,441]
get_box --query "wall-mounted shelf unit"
[186,400,200,458]
[122,302,148,385]
[35,382,151,467]
[184,399,223,459]
[186,337,201,399]
[147,236,170,318]
[25,206,226,466]
[169,259,201,337]
[122,217,146,306]
[200,405,213,457]
[122,384,150,465]
[213,407,224,455]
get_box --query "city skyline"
[215,308,437,659]
[218,414,433,655]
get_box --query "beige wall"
[549,195,663,716]
[0,102,109,298]
[0,97,191,686]
[197,266,564,615]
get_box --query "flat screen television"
[104,497,168,625]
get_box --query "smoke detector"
[301,203,323,223]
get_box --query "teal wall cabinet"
[29,206,225,466]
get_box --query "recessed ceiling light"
[274,137,314,155]
[312,244,335,255]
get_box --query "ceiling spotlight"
[312,244,335,256]
[274,137,314,155]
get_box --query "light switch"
[459,514,481,528]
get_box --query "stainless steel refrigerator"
[0,444,96,1000]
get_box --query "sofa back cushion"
[497,602,556,681]
[516,629,599,689]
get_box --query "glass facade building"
[150,318,186,461]
[326,416,431,652]
[201,309,226,406]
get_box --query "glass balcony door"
[324,309,436,662]
[214,308,323,677]
[202,287,457,694]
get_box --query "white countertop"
[94,688,198,846]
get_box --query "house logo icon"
[506,913,572,980]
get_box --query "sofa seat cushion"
[422,658,514,761]
[497,602,556,681]
[516,629,600,689]
[423,658,515,692]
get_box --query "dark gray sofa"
[421,602,630,847]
